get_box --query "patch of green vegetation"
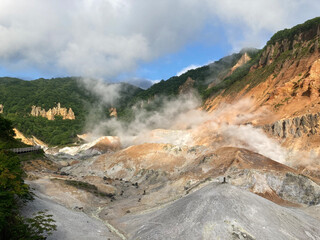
[0,115,27,149]
[65,180,97,191]
[300,46,310,56]
[202,50,261,99]
[282,97,291,103]
[292,85,299,96]
[64,180,115,198]
[267,17,320,45]
[272,47,279,58]
[294,43,301,49]
[274,103,284,110]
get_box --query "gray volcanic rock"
[21,190,120,240]
[263,112,320,138]
[226,169,320,206]
[116,183,320,240]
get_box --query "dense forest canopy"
[267,17,320,45]
[0,77,142,145]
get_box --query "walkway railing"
[9,146,42,154]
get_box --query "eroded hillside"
[204,18,320,122]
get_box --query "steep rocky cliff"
[31,103,75,120]
[204,18,320,123]
[263,112,320,138]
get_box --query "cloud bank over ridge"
[0,0,319,80]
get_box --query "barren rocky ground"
[116,183,320,240]
[22,183,120,240]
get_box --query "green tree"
[0,115,56,239]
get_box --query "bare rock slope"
[116,183,320,240]
[22,187,120,240]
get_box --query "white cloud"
[0,0,205,79]
[205,0,320,51]
[176,64,201,76]
[0,0,319,80]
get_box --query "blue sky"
[136,34,232,81]
[0,21,235,82]
[0,39,232,82]
[0,1,319,88]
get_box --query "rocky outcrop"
[230,52,251,73]
[263,112,320,138]
[259,24,320,67]
[0,104,3,113]
[228,169,320,206]
[31,103,75,120]
[13,128,47,147]
[178,77,195,94]
[109,107,117,118]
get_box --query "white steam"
[187,99,289,163]
[87,93,201,146]
[85,92,289,163]
[82,88,318,167]
[220,124,288,163]
[79,78,122,105]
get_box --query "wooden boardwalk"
[9,146,42,154]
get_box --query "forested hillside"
[0,115,56,239]
[0,50,254,145]
[0,77,142,145]
[131,50,259,102]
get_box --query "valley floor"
[22,183,120,240]
[23,176,320,240]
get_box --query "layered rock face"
[263,112,320,138]
[0,104,3,113]
[259,25,320,67]
[31,103,75,120]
